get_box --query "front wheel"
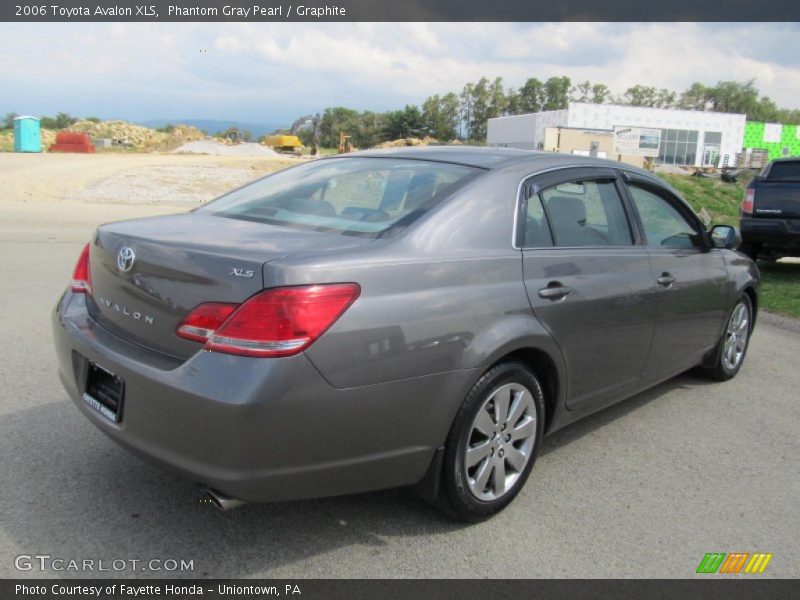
[700,294,753,381]
[439,361,545,521]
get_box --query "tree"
[353,111,387,148]
[488,77,508,118]
[319,106,361,147]
[468,77,491,141]
[422,93,460,141]
[776,108,800,125]
[655,88,676,108]
[678,82,710,111]
[506,86,520,115]
[440,92,461,140]
[459,82,475,139]
[54,112,76,129]
[383,105,426,139]
[590,83,611,104]
[518,77,545,113]
[543,76,571,111]
[705,80,758,114]
[3,112,18,129]
[621,85,658,107]
[570,81,592,103]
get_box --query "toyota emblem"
[117,247,136,272]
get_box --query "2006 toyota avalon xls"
[53,147,759,520]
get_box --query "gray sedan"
[52,147,759,520]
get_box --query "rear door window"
[539,180,633,247]
[628,183,704,249]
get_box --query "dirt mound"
[374,136,440,149]
[67,120,205,150]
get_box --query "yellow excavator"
[263,114,321,155]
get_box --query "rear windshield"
[199,157,481,237]
[766,161,800,180]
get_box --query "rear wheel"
[700,294,753,381]
[439,361,545,521]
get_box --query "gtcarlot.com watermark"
[14,554,194,573]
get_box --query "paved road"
[1,202,798,579]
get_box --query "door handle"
[538,284,572,300]
[657,273,676,287]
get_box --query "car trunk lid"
[87,212,369,359]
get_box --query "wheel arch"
[743,285,758,327]
[486,345,562,435]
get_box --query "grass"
[657,172,747,226]
[657,172,799,319]
[758,262,800,319]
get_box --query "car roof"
[340,146,546,169]
[338,145,658,179]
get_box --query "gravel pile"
[172,140,281,157]
[67,165,263,205]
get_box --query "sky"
[2,22,799,127]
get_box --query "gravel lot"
[0,153,797,579]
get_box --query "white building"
[487,102,747,168]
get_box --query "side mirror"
[710,224,741,250]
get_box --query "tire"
[699,294,753,381]
[439,360,545,522]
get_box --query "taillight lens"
[71,243,91,294]
[742,189,755,214]
[177,284,360,358]
[176,303,237,343]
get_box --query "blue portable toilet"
[13,116,42,152]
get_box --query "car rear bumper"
[740,217,800,247]
[53,291,476,502]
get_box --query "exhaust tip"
[205,488,246,511]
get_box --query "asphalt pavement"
[0,203,797,579]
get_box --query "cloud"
[1,22,798,124]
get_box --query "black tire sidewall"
[717,294,754,379]
[442,361,545,521]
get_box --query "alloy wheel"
[464,383,537,501]
[722,301,750,371]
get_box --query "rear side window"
[199,157,480,237]
[628,184,703,249]
[539,180,633,247]
[766,161,800,180]
[522,192,554,247]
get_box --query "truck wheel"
[738,243,760,261]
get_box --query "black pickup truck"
[740,157,800,261]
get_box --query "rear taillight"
[176,303,237,343]
[177,284,360,358]
[742,189,755,215]
[71,243,91,294]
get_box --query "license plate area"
[83,362,124,423]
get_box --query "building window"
[701,131,722,167]
[655,128,700,166]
